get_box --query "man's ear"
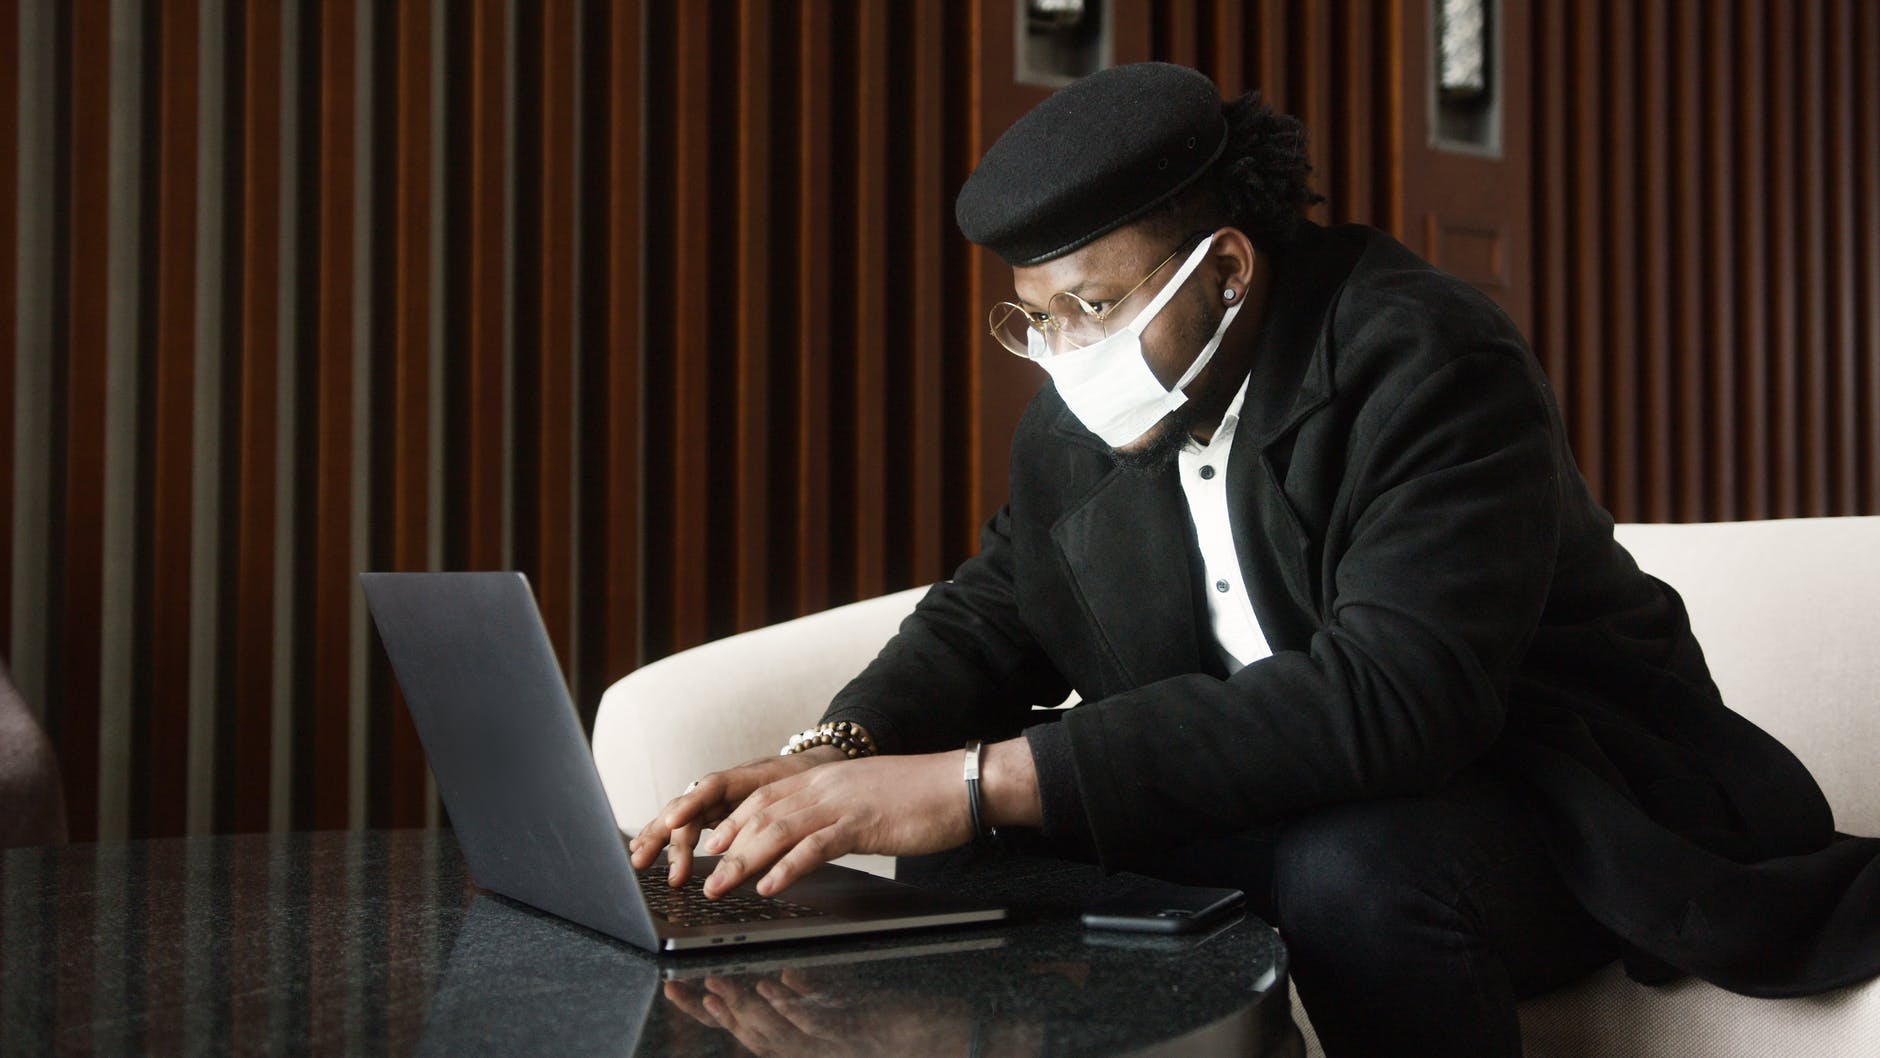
[1209,227,1259,300]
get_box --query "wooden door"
[1398,0,1532,338]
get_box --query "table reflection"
[660,972,1038,1058]
[2,831,1298,1057]
[420,890,1290,1057]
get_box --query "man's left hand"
[695,751,972,899]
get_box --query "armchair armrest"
[590,585,929,842]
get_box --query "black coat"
[825,222,1880,997]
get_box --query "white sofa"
[592,517,1880,1056]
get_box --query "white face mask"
[1026,235,1241,448]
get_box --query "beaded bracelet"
[778,720,878,759]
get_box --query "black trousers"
[1155,773,1619,1058]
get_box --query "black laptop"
[360,571,1006,952]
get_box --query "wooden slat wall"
[0,0,18,672]
[56,0,115,842]
[1531,0,1880,523]
[2,0,991,842]
[1146,0,1402,235]
[3,0,1876,843]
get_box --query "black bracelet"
[963,740,992,847]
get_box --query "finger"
[700,770,804,856]
[754,823,845,897]
[699,994,784,1058]
[755,978,848,1041]
[697,793,754,856]
[632,815,685,870]
[734,991,805,1046]
[665,820,699,885]
[630,815,670,869]
[700,994,737,1033]
[661,981,721,1028]
[699,981,759,1046]
[775,966,854,1004]
[753,977,802,1001]
[696,797,757,857]
[702,799,825,898]
[632,776,724,869]
[698,819,737,857]
[631,797,688,869]
[664,775,722,830]
[708,978,804,1048]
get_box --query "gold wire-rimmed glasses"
[986,235,1201,358]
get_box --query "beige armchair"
[592,518,1880,1056]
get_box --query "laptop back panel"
[361,572,658,950]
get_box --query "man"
[633,64,1879,1054]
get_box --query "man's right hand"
[628,745,845,886]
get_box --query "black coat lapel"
[1226,224,1367,651]
[1050,461,1206,692]
[1043,224,1368,683]
[1225,430,1317,653]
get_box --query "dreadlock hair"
[1142,91,1326,253]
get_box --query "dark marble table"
[1,830,1300,1056]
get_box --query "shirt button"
[1199,465,1216,480]
[1215,579,1230,593]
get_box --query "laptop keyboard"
[636,867,828,927]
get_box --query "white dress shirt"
[1176,374,1273,674]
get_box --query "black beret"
[956,63,1228,267]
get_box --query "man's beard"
[1106,299,1228,474]
[1108,400,1205,474]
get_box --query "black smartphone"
[1080,881,1246,934]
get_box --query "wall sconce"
[1028,0,1088,31]
[1438,0,1490,101]
[1433,0,1500,154]
[1016,0,1110,86]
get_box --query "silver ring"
[685,779,702,793]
